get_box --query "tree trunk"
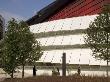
[106,30,109,78]
[107,59,109,78]
[11,70,14,78]
[22,64,24,78]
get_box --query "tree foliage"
[85,5,110,61]
[28,41,43,64]
[0,19,43,78]
[17,21,43,78]
[85,5,110,77]
[1,19,19,78]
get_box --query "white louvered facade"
[30,15,107,66]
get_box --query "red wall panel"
[48,0,110,21]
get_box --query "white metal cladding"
[30,15,98,33]
[30,15,107,65]
[39,49,106,65]
[36,34,85,46]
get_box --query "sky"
[0,0,54,22]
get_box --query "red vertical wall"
[48,0,110,21]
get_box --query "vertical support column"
[62,52,66,76]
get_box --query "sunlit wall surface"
[30,15,107,66]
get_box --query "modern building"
[27,0,110,25]
[0,15,5,40]
[27,0,110,75]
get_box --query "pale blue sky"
[0,0,54,21]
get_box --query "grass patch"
[1,75,110,82]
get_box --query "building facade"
[27,0,110,25]
[27,0,110,75]
[48,0,110,21]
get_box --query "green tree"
[85,5,110,77]
[0,40,3,67]
[17,21,43,78]
[28,41,43,65]
[1,19,19,78]
[0,19,43,78]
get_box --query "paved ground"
[0,68,32,81]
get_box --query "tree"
[1,19,19,78]
[0,19,43,78]
[28,41,43,65]
[85,5,110,77]
[17,21,43,78]
[0,40,3,67]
